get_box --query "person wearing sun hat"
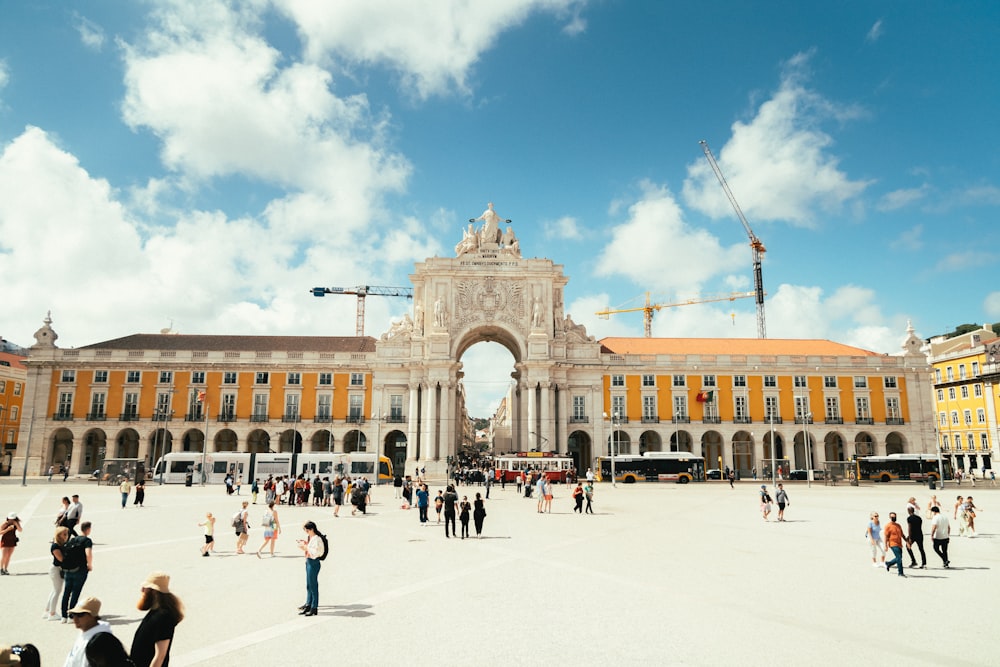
[63,597,113,667]
[1,511,22,575]
[130,572,184,667]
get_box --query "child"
[198,512,216,557]
[434,490,444,523]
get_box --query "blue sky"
[1,1,998,417]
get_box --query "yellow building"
[0,348,27,474]
[928,325,1000,475]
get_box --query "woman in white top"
[866,511,886,567]
[297,521,326,617]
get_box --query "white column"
[427,382,438,462]
[557,385,569,453]
[407,384,419,461]
[527,382,537,451]
[540,382,552,452]
[437,382,452,461]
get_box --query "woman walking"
[130,571,184,667]
[256,501,281,558]
[866,511,886,567]
[473,493,487,538]
[572,483,584,513]
[133,479,146,507]
[459,496,472,539]
[44,526,69,620]
[297,521,326,616]
[332,475,344,517]
[759,485,773,521]
[584,481,594,514]
[0,511,22,575]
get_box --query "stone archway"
[50,428,74,472]
[701,431,724,470]
[885,432,907,455]
[247,429,270,454]
[343,429,364,453]
[855,432,875,457]
[214,429,238,452]
[310,430,334,452]
[383,429,407,472]
[115,428,140,458]
[793,431,815,470]
[731,430,755,478]
[670,430,692,452]
[607,430,631,455]
[180,429,204,453]
[82,429,108,473]
[825,432,846,462]
[567,430,592,472]
[278,429,301,453]
[640,430,662,453]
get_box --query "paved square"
[1,477,997,666]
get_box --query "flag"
[696,390,715,403]
[197,391,206,403]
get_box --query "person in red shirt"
[883,512,907,577]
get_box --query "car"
[788,469,825,481]
[706,469,722,480]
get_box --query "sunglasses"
[68,612,89,619]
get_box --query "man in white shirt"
[929,506,951,568]
[63,597,112,667]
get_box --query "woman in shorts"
[256,501,281,558]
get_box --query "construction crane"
[699,140,767,338]
[596,291,758,337]
[311,285,414,336]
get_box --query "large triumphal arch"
[374,203,604,476]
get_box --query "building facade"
[0,350,27,474]
[928,325,1000,474]
[11,210,937,478]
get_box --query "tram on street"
[153,451,393,484]
[494,452,575,483]
[855,454,949,483]
[596,451,706,484]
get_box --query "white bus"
[153,451,393,484]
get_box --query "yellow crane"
[596,291,758,337]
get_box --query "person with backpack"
[61,521,94,623]
[297,521,327,617]
[255,501,281,558]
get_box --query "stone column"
[527,382,537,451]
[437,382,452,461]
[557,385,569,453]
[408,384,420,462]
[427,382,438,463]
[539,382,552,452]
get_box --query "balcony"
[702,416,721,424]
[53,412,74,421]
[281,413,301,423]
[346,415,366,425]
[641,416,660,424]
[217,412,235,423]
[313,415,332,424]
[569,416,589,424]
[119,412,140,422]
[671,416,690,424]
[385,414,407,423]
[86,412,107,421]
[885,417,905,426]
[250,414,269,423]
[794,416,814,424]
[855,417,874,425]
[184,412,204,422]
[824,417,843,424]
[765,416,783,424]
[733,416,752,424]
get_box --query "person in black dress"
[473,492,486,538]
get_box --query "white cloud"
[273,0,586,99]
[934,251,996,272]
[0,60,8,90]
[683,51,871,227]
[866,19,884,43]
[543,215,581,240]
[889,224,923,251]
[985,292,1000,319]
[75,14,106,51]
[569,293,637,339]
[877,185,928,212]
[595,182,747,294]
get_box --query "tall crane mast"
[596,291,758,337]
[699,140,767,339]
[311,285,414,336]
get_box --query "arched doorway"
[567,430,592,472]
[181,429,204,453]
[607,430,631,455]
[343,429,364,453]
[82,429,107,473]
[885,432,907,455]
[731,431,754,478]
[640,430,662,453]
[793,431,814,470]
[825,432,845,462]
[701,431,724,471]
[763,432,788,477]
[247,429,270,454]
[670,430,692,452]
[384,430,407,472]
[855,432,875,457]
[116,428,139,458]
[50,428,74,472]
[148,428,173,464]
[277,429,301,453]
[214,429,238,452]
[310,430,333,452]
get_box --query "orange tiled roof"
[80,333,376,353]
[599,337,882,357]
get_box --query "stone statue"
[531,297,544,328]
[454,223,480,256]
[500,224,521,258]
[414,304,424,335]
[434,296,448,328]
[471,202,509,246]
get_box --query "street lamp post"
[769,413,776,487]
[603,411,619,487]
[804,413,812,489]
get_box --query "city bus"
[153,451,393,484]
[597,451,706,484]
[494,452,575,483]
[855,454,950,483]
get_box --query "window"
[390,394,404,420]
[611,374,625,387]
[159,371,173,384]
[951,411,959,426]
[316,395,332,420]
[764,396,778,421]
[673,395,687,420]
[795,396,810,419]
[733,375,746,388]
[123,393,139,419]
[883,376,897,389]
[946,367,954,381]
[350,373,365,386]
[156,392,171,416]
[672,375,685,387]
[972,361,980,375]
[13,383,20,396]
[572,396,586,420]
[963,409,972,425]
[853,376,867,388]
[94,371,108,383]
[936,389,944,401]
[794,375,807,388]
[255,372,269,385]
[974,384,983,397]
[221,394,236,420]
[284,394,300,419]
[959,365,967,380]
[223,371,238,384]
[734,396,748,421]
[934,369,942,383]
[961,386,969,399]
[856,397,870,420]
[642,395,657,420]
[967,433,975,450]
[287,372,301,385]
[89,393,106,419]
[348,394,364,420]
[642,374,655,387]
[191,371,205,384]
[824,376,837,388]
[61,370,76,383]
[886,397,900,420]
[825,397,840,421]
[939,412,947,426]
[611,395,625,419]
[9,406,17,420]
[982,433,990,450]
[253,394,269,419]
[948,388,956,400]
[0,381,4,392]
[977,408,986,424]
[318,372,332,386]
[702,375,717,387]
[188,392,204,420]
[763,375,776,388]
[57,392,73,418]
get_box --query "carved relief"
[454,276,525,327]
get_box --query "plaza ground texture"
[1,475,998,666]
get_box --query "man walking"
[884,512,906,577]
[63,597,112,667]
[929,506,951,568]
[442,485,459,538]
[61,521,94,622]
[775,484,790,521]
[119,477,132,509]
[905,506,927,569]
[62,494,83,536]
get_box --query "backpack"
[232,510,244,529]
[61,536,87,571]
[261,511,274,528]
[317,532,329,561]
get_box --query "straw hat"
[67,596,102,617]
[141,571,171,594]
